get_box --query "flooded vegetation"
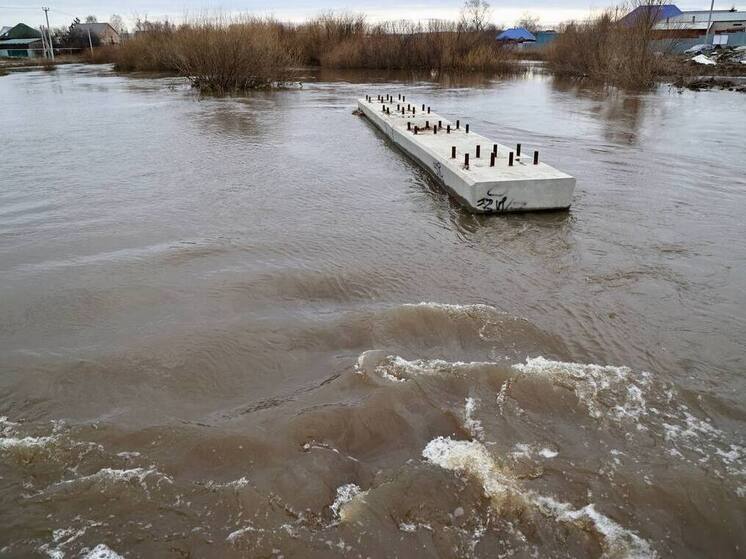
[1,65,745,558]
[104,15,518,93]
[547,3,664,88]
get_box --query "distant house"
[654,9,746,38]
[620,4,683,26]
[534,30,558,47]
[0,23,43,58]
[72,22,121,45]
[1,22,41,40]
[496,28,537,43]
[619,4,746,40]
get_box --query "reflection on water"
[0,65,745,558]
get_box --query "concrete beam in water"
[358,96,576,213]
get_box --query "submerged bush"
[294,17,516,73]
[96,14,518,91]
[547,1,666,88]
[167,19,296,92]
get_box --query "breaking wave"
[423,436,657,559]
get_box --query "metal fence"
[651,32,746,53]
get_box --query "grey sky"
[2,1,743,31]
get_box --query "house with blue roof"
[620,4,683,26]
[496,28,537,43]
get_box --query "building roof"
[496,28,537,42]
[73,22,119,36]
[0,37,43,45]
[1,23,42,40]
[669,10,745,23]
[654,21,710,31]
[621,5,683,25]
[655,9,746,31]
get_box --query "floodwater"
[1,64,744,558]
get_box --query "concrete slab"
[358,95,576,213]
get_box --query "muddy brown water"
[1,65,744,558]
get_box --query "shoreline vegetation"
[3,1,745,92]
[546,5,663,88]
[89,15,520,94]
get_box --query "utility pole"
[39,25,49,58]
[42,7,54,60]
[704,0,715,45]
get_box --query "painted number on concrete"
[476,195,508,212]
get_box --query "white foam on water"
[69,467,172,485]
[38,546,64,559]
[206,476,251,489]
[511,443,532,459]
[463,397,485,441]
[423,437,522,507]
[513,357,744,483]
[50,467,173,501]
[353,353,366,375]
[513,356,647,422]
[0,416,20,434]
[0,435,58,450]
[534,496,656,559]
[37,525,105,559]
[511,443,558,460]
[82,544,125,559]
[376,356,412,382]
[226,525,264,543]
[371,355,495,383]
[330,483,363,520]
[423,436,656,559]
[404,302,499,314]
[539,448,559,459]
[495,380,510,415]
[116,451,141,460]
[663,409,722,442]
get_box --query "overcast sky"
[3,1,744,30]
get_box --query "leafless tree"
[516,12,541,33]
[85,15,97,23]
[109,14,127,34]
[460,0,491,32]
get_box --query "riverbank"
[0,55,82,74]
[71,16,520,93]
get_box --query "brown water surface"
[1,65,745,558]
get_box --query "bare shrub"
[547,1,667,89]
[166,18,296,93]
[303,17,515,73]
[101,13,519,91]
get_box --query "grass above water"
[92,15,520,94]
